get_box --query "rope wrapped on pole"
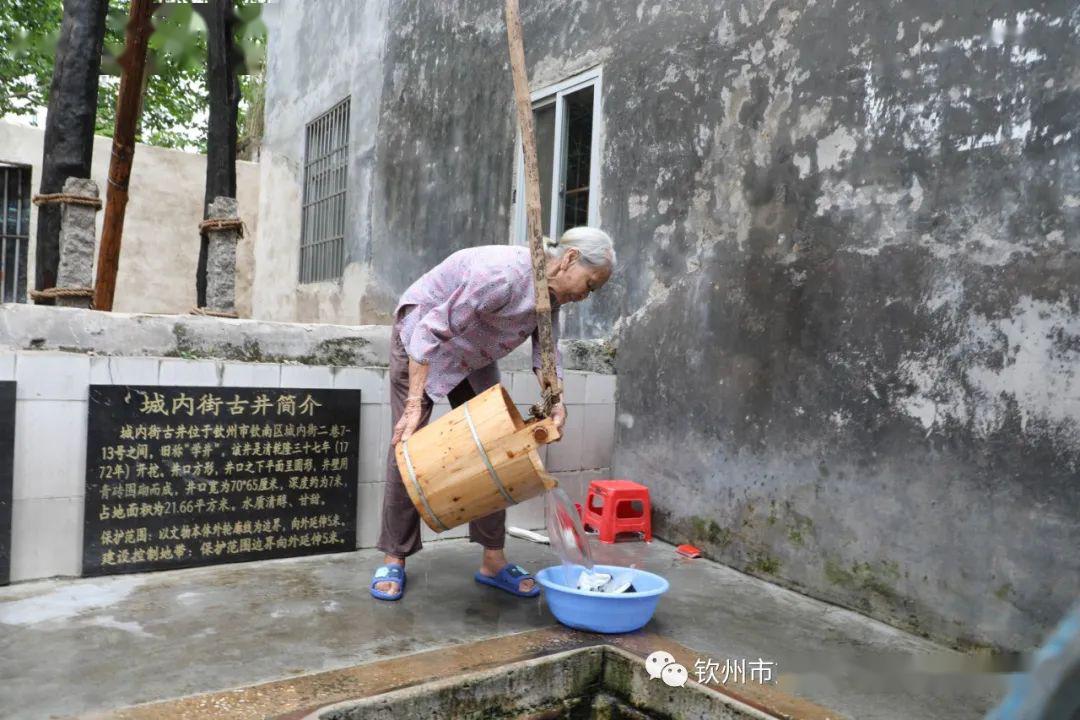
[190,306,239,319]
[32,193,103,210]
[198,217,245,237]
[29,287,95,301]
[504,0,562,419]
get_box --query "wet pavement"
[0,537,1003,719]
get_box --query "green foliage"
[0,0,64,119]
[1,0,267,153]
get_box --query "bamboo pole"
[93,0,155,311]
[504,0,561,415]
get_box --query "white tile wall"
[546,407,584,472]
[582,404,617,470]
[332,367,387,404]
[551,470,586,505]
[13,400,88,500]
[0,352,16,381]
[158,358,221,386]
[280,364,334,389]
[10,496,84,581]
[507,494,547,530]
[511,370,596,407]
[88,356,110,385]
[357,481,386,548]
[1,350,617,581]
[561,371,588,401]
[359,404,389,484]
[512,371,543,405]
[16,352,90,400]
[585,374,617,405]
[220,361,281,388]
[581,467,613,486]
[89,356,162,386]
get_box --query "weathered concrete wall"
[594,1,1078,652]
[256,2,392,324]
[260,1,1078,650]
[0,121,259,316]
[258,2,606,331]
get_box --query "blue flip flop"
[370,563,406,601]
[474,563,541,598]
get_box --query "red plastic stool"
[583,480,652,543]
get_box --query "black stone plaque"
[0,381,14,586]
[83,385,360,576]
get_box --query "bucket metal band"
[464,403,517,506]
[401,438,449,532]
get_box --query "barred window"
[300,98,350,283]
[0,163,30,303]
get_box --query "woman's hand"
[551,401,567,435]
[392,398,424,445]
[394,359,430,445]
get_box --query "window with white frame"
[512,68,602,244]
[300,97,350,284]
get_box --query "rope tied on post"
[30,287,95,302]
[32,193,103,210]
[190,306,239,319]
[198,217,245,237]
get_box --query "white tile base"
[0,352,616,582]
[10,496,84,581]
[357,482,386,548]
[13,400,88,500]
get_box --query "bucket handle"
[523,417,561,445]
[475,418,561,494]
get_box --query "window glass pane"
[561,86,593,233]
[534,103,555,239]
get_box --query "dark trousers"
[375,316,506,558]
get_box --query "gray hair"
[544,226,616,269]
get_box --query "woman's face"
[548,249,612,306]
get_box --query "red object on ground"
[582,479,652,544]
[676,544,702,558]
[574,502,583,519]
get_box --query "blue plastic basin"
[535,564,669,633]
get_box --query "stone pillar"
[55,177,99,309]
[204,195,239,315]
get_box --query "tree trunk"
[197,0,240,308]
[33,0,108,302]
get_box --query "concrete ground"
[0,537,1004,720]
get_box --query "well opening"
[312,645,773,720]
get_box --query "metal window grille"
[300,98,350,283]
[0,163,30,303]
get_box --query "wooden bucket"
[396,384,561,532]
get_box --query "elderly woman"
[371,226,616,601]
